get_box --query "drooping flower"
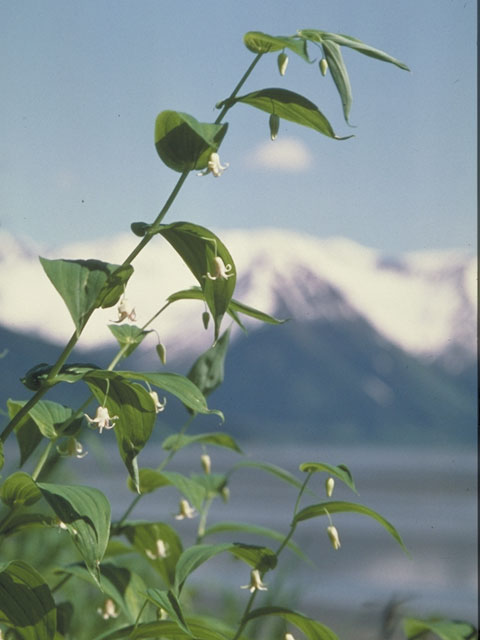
[327,524,341,550]
[277,52,289,76]
[145,538,169,560]
[325,477,335,498]
[197,152,229,177]
[241,569,268,593]
[319,58,329,76]
[174,499,197,520]
[149,390,167,414]
[201,453,211,474]
[57,437,88,459]
[205,256,234,281]
[285,634,296,640]
[97,598,119,620]
[113,296,136,323]
[84,406,119,434]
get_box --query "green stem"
[215,53,263,124]
[31,441,54,481]
[0,385,50,443]
[51,573,73,594]
[196,495,213,543]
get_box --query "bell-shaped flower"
[57,437,88,459]
[97,598,119,620]
[205,256,234,281]
[145,538,169,560]
[84,406,119,434]
[325,477,335,498]
[241,569,268,593]
[113,297,136,323]
[327,524,341,550]
[197,152,229,177]
[149,390,167,414]
[174,498,197,520]
[285,634,296,640]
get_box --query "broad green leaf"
[403,617,477,640]
[230,460,306,491]
[144,589,192,636]
[203,521,308,562]
[174,543,276,595]
[162,431,242,454]
[56,601,73,638]
[220,88,352,140]
[94,618,231,640]
[0,471,42,508]
[40,257,133,334]
[189,473,227,498]
[122,521,183,587]
[157,223,236,341]
[155,110,228,172]
[8,401,43,465]
[56,564,146,623]
[83,371,157,491]
[117,371,224,421]
[37,483,111,585]
[187,328,230,398]
[243,31,310,61]
[108,325,152,359]
[127,469,206,511]
[321,40,352,123]
[0,512,56,537]
[8,399,78,440]
[20,362,99,390]
[246,606,339,640]
[299,462,358,494]
[0,560,57,640]
[293,500,408,552]
[298,30,410,70]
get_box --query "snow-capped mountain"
[0,228,475,369]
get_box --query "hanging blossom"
[57,437,88,459]
[149,390,167,414]
[325,477,335,498]
[84,406,119,434]
[201,453,211,474]
[327,524,341,550]
[205,256,234,281]
[285,634,296,640]
[197,152,229,177]
[113,296,136,323]
[174,499,197,520]
[145,538,169,560]
[97,599,119,620]
[241,569,268,593]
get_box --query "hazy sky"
[1,1,476,254]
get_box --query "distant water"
[80,440,478,637]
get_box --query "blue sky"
[1,0,476,254]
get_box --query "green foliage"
[403,617,478,640]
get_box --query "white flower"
[145,538,169,559]
[241,569,268,593]
[97,598,118,620]
[174,499,197,520]
[205,256,234,281]
[327,525,341,550]
[197,152,229,177]
[84,406,119,434]
[201,453,211,474]
[149,391,167,414]
[285,634,296,640]
[57,437,88,459]
[325,477,335,498]
[113,296,136,323]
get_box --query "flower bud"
[156,342,167,365]
[327,524,341,550]
[269,114,280,141]
[221,486,230,503]
[201,453,211,474]
[277,52,289,76]
[202,311,210,330]
[325,477,335,497]
[319,58,328,76]
[285,634,296,640]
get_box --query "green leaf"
[127,469,206,511]
[0,560,57,640]
[321,40,352,123]
[157,223,236,341]
[154,110,228,173]
[187,328,230,398]
[0,440,3,470]
[0,512,56,537]
[116,371,224,421]
[83,371,157,491]
[230,460,306,491]
[162,431,242,454]
[299,462,358,494]
[8,402,43,465]
[221,88,352,140]
[20,362,99,390]
[8,399,77,440]
[243,31,310,61]
[246,606,339,640]
[57,564,146,623]
[93,618,231,640]
[403,618,478,640]
[202,521,308,562]
[108,325,152,359]
[144,589,192,636]
[293,500,408,552]
[122,521,183,588]
[37,483,111,586]
[40,257,133,334]
[0,471,41,508]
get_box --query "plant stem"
[215,53,263,124]
[0,385,49,443]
